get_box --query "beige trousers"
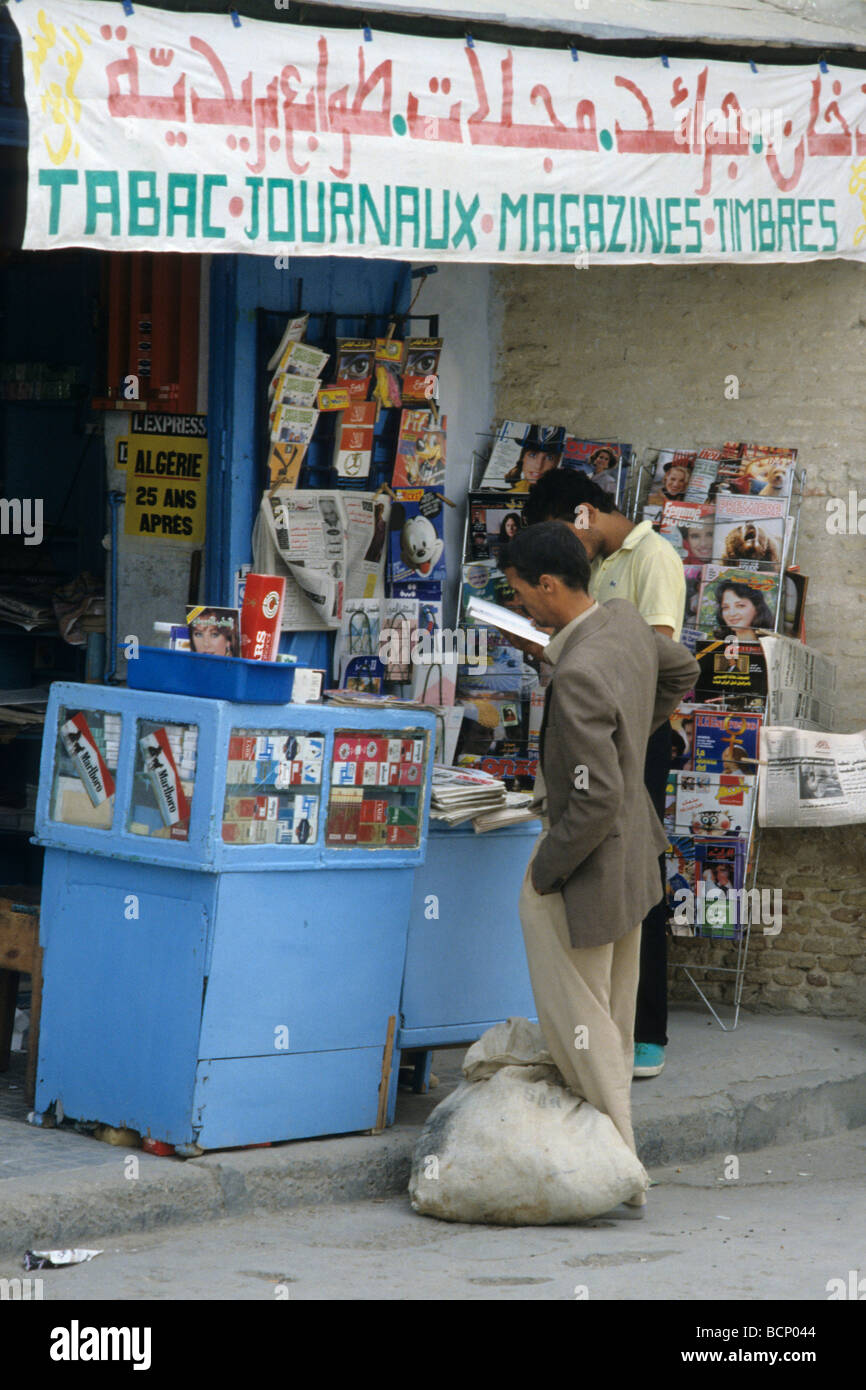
[518,846,644,1191]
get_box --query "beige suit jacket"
[531,599,701,950]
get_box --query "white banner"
[11,0,866,263]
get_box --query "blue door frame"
[205,254,412,608]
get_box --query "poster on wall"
[123,412,208,543]
[10,1,866,265]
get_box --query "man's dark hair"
[501,521,591,592]
[523,469,618,526]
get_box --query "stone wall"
[491,261,866,1018]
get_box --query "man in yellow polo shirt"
[524,470,686,1079]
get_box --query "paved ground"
[2,1129,864,1301]
[1,1005,865,1258]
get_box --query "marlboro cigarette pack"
[60,713,115,807]
[139,727,191,829]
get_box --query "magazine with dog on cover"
[712,495,787,571]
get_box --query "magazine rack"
[635,459,807,1029]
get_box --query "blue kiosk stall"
[33,679,437,1150]
[387,819,539,1117]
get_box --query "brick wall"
[490,261,866,1018]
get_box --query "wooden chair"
[0,886,42,1105]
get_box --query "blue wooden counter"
[387,818,539,1121]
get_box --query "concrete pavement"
[1,1004,864,1258]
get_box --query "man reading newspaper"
[501,524,698,1196]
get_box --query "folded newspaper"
[758,726,866,828]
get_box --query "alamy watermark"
[673,884,782,935]
[674,104,785,150]
[378,626,487,669]
[0,497,43,546]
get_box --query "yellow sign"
[124,413,208,542]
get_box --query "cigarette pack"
[139,727,191,829]
[60,713,115,807]
[240,574,286,661]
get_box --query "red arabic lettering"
[614,75,683,154]
[466,48,597,150]
[325,41,393,178]
[806,74,852,156]
[106,45,187,121]
[189,36,253,127]
[694,94,751,196]
[278,64,315,175]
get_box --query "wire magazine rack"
[628,450,806,1029]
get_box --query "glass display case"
[222,729,324,845]
[326,728,428,848]
[128,719,198,840]
[49,707,122,831]
[33,683,437,1149]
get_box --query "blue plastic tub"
[125,646,299,703]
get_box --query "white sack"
[409,1019,648,1225]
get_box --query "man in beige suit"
[501,523,699,1197]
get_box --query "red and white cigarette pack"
[139,727,191,829]
[240,575,286,661]
[60,713,115,806]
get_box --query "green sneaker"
[633,1042,665,1078]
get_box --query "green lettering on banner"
[777,198,796,252]
[267,179,294,241]
[128,171,160,236]
[638,198,663,254]
[607,196,627,253]
[713,198,729,252]
[584,194,605,252]
[300,181,325,242]
[395,186,420,247]
[245,177,263,241]
[532,193,556,252]
[499,193,527,252]
[798,199,817,252]
[664,197,682,253]
[734,198,755,253]
[359,184,390,246]
[559,193,580,252]
[202,174,227,238]
[684,198,702,253]
[424,189,449,249]
[85,171,120,236]
[330,183,354,244]
[818,199,837,252]
[757,198,775,252]
[166,173,196,237]
[39,168,78,236]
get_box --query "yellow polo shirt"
[589,520,685,640]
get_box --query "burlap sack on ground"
[409,1018,648,1225]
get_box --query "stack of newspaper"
[431,765,537,832]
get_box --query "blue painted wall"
[206,254,411,610]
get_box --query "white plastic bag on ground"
[409,1018,648,1225]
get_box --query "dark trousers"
[634,721,672,1047]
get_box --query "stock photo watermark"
[0,497,43,546]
